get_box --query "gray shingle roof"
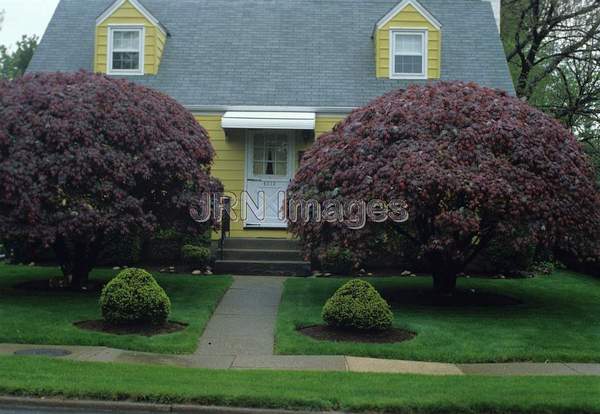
[28,0,515,109]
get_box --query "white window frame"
[107,25,145,76]
[389,29,428,80]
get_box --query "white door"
[245,131,294,228]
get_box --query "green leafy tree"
[0,35,39,79]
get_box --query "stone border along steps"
[1,276,599,376]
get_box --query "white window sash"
[389,29,428,80]
[107,26,145,76]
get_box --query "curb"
[0,396,342,414]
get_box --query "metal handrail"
[219,197,231,260]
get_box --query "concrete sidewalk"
[1,275,599,376]
[2,343,600,376]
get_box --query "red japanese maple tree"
[288,82,600,293]
[0,71,218,289]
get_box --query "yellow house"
[29,0,511,273]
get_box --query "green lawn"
[0,263,232,354]
[276,271,600,363]
[1,357,599,413]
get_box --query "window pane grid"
[394,55,422,75]
[394,34,422,54]
[113,31,140,51]
[110,29,142,72]
[252,134,288,177]
[113,52,140,70]
[392,32,425,76]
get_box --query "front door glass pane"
[252,134,288,177]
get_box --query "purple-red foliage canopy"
[0,71,216,250]
[288,82,600,284]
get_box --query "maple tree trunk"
[426,250,461,295]
[432,270,458,295]
[53,236,103,291]
[70,261,92,290]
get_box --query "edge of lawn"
[0,263,234,354]
[275,272,600,363]
[0,357,599,414]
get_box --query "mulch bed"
[382,288,522,307]
[14,279,105,293]
[74,320,188,337]
[298,325,416,344]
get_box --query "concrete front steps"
[214,238,311,276]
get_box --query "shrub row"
[317,237,546,276]
[3,228,212,267]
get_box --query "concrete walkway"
[1,276,600,375]
[197,276,284,357]
[2,343,600,375]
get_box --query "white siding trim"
[376,0,442,30]
[482,0,501,31]
[188,105,354,114]
[222,112,316,130]
[96,0,167,36]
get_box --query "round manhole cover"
[14,348,72,357]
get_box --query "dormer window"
[391,29,427,79]
[108,26,144,75]
[374,0,441,80]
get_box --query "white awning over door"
[221,111,316,130]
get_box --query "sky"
[0,0,60,49]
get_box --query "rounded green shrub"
[181,245,212,267]
[100,268,171,326]
[322,279,393,331]
[320,247,355,275]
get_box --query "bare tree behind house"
[502,0,600,99]
[502,0,600,180]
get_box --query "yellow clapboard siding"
[214,156,245,163]
[212,170,250,181]
[155,29,166,67]
[200,120,225,128]
[212,147,244,156]
[110,9,147,19]
[315,115,345,138]
[212,146,235,153]
[213,160,246,170]
[375,3,441,79]
[94,0,165,75]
